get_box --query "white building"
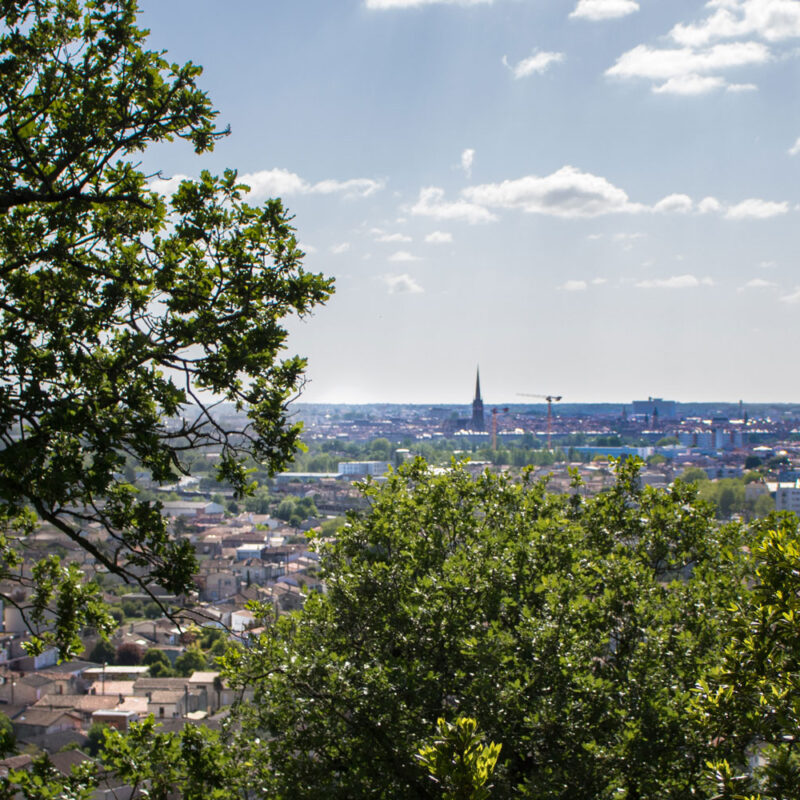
[337,461,390,477]
[775,481,800,514]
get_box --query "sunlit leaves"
[229,458,748,798]
[0,0,332,657]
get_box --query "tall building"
[470,368,485,431]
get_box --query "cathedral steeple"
[471,367,485,431]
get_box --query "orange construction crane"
[517,393,563,450]
[491,407,509,450]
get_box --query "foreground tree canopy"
[217,458,783,799]
[0,0,332,654]
[5,459,797,799]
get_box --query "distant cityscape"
[3,370,800,767]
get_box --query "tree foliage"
[223,458,749,798]
[0,711,14,759]
[0,0,332,656]
[693,514,800,799]
[417,717,502,800]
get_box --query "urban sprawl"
[3,376,800,787]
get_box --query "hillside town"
[3,386,800,779]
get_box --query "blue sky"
[138,0,800,405]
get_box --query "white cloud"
[149,174,191,195]
[389,250,420,262]
[607,40,771,93]
[636,274,714,289]
[653,74,726,94]
[503,50,565,79]
[670,0,800,47]
[425,231,453,243]
[592,277,608,285]
[789,136,800,155]
[560,279,588,291]
[780,287,800,303]
[416,168,787,224]
[726,81,757,91]
[613,232,645,250]
[461,148,475,176]
[238,169,383,199]
[741,278,776,289]
[298,242,317,254]
[653,193,694,213]
[613,232,645,242]
[725,198,790,218]
[410,186,498,224]
[383,273,424,293]
[608,41,770,80]
[375,231,413,242]
[330,242,351,254]
[698,196,722,213]
[570,0,639,21]
[312,178,384,197]
[463,166,644,217]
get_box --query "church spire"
[471,367,485,431]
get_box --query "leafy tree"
[0,0,332,657]
[681,467,710,483]
[594,435,622,446]
[100,719,240,800]
[147,661,173,679]
[143,649,172,669]
[417,717,502,800]
[693,514,800,798]
[0,712,15,759]
[199,627,229,656]
[274,495,317,526]
[697,478,747,520]
[368,438,393,461]
[0,754,96,800]
[174,646,207,677]
[320,516,345,537]
[115,642,143,666]
[224,458,748,799]
[754,493,774,518]
[85,722,109,758]
[243,485,274,514]
[88,638,116,665]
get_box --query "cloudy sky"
[139,0,800,404]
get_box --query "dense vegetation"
[1,3,796,798]
[0,0,331,657]
[16,457,793,799]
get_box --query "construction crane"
[491,407,509,450]
[517,393,563,450]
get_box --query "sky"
[137,0,800,405]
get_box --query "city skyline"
[138,0,800,404]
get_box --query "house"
[13,708,82,743]
[132,677,206,718]
[33,694,119,726]
[11,673,58,705]
[90,709,139,731]
[0,753,34,777]
[230,608,256,633]
[187,671,235,714]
